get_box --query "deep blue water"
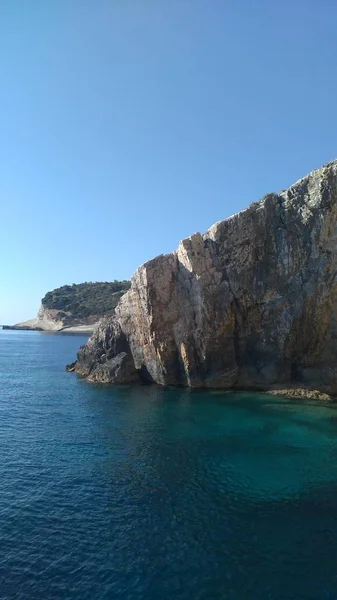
[1,331,337,599]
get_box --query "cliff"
[10,281,130,333]
[69,161,337,397]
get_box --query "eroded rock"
[69,161,337,397]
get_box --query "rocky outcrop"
[69,160,337,396]
[66,319,138,382]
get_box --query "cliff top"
[132,159,337,278]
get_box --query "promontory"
[5,281,130,333]
[68,161,337,398]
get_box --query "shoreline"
[65,363,335,401]
[2,325,95,334]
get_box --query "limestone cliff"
[69,161,337,396]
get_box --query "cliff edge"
[69,161,337,396]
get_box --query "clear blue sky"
[1,0,337,323]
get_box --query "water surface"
[1,330,337,599]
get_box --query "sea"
[1,329,337,599]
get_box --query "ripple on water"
[1,331,337,599]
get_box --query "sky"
[1,0,337,323]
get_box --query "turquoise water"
[1,331,337,599]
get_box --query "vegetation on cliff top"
[42,281,130,319]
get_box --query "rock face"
[70,161,337,395]
[67,319,138,382]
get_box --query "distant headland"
[3,281,130,334]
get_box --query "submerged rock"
[265,388,333,402]
[69,160,337,397]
